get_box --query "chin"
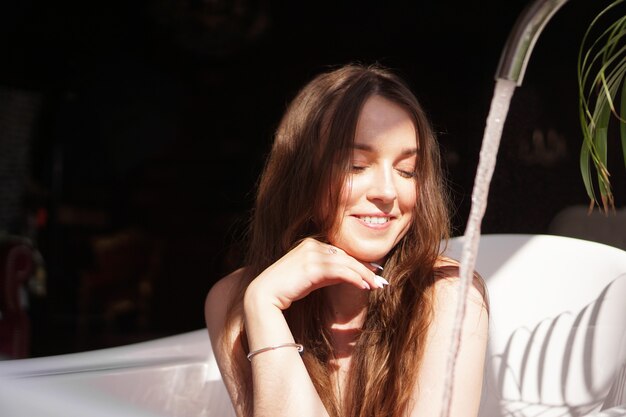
[338,242,393,264]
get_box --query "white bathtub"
[0,330,236,417]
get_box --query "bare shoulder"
[433,256,488,312]
[205,268,247,311]
[204,268,247,344]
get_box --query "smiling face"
[328,95,418,263]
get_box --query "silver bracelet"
[247,343,304,361]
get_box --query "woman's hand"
[245,238,383,311]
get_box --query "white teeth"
[359,216,389,224]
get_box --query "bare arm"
[243,280,329,417]
[206,238,383,417]
[408,276,489,417]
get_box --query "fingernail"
[370,262,384,271]
[374,275,389,288]
[362,280,371,290]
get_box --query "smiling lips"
[355,215,392,227]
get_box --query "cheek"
[398,191,416,240]
[400,182,418,212]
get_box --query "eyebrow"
[353,143,418,156]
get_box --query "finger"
[365,262,389,288]
[321,247,384,290]
[321,263,372,291]
[339,253,386,289]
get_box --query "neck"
[323,283,368,364]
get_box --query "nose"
[366,163,397,204]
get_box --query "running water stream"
[439,78,518,417]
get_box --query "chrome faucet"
[496,0,570,85]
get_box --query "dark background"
[0,0,624,357]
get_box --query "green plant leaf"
[579,139,596,204]
[577,0,626,211]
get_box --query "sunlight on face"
[329,95,418,263]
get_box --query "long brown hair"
[224,63,451,417]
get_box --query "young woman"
[205,63,489,417]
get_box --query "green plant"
[577,0,626,212]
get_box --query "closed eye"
[396,169,416,179]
